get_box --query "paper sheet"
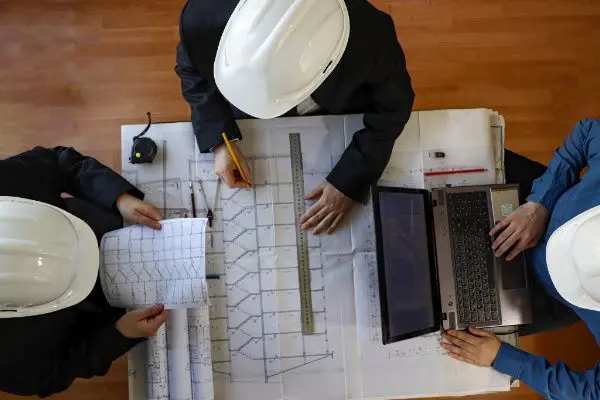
[347,109,511,399]
[99,219,209,309]
[121,110,511,400]
[350,253,510,399]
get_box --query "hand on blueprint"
[214,142,253,189]
[116,193,164,230]
[115,304,170,338]
[300,181,355,235]
[489,201,549,261]
[441,327,501,367]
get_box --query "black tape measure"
[130,112,157,164]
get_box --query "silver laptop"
[372,184,532,345]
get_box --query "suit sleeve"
[175,41,242,152]
[42,146,143,211]
[527,119,600,212]
[33,325,143,398]
[493,342,600,399]
[326,16,415,203]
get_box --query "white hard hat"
[214,0,350,119]
[0,197,99,318]
[547,205,600,311]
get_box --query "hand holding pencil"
[214,133,253,189]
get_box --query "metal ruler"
[289,132,314,334]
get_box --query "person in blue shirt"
[441,119,600,399]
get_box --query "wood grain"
[1,0,599,399]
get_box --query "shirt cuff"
[99,325,145,362]
[210,137,239,153]
[525,193,552,212]
[492,342,529,378]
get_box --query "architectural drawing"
[122,111,512,400]
[99,219,209,309]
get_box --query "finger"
[444,329,479,346]
[218,166,237,188]
[238,159,253,186]
[494,230,520,257]
[300,201,325,225]
[138,203,164,221]
[440,343,476,361]
[445,350,476,366]
[147,309,170,334]
[489,218,510,237]
[505,240,527,261]
[135,212,163,230]
[138,304,165,320]
[230,173,250,189]
[304,184,325,201]
[441,332,477,353]
[313,211,337,235]
[491,224,516,250]
[301,205,330,231]
[467,326,493,338]
[326,213,345,235]
[137,206,164,229]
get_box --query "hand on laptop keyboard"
[489,201,549,261]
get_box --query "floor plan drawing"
[122,111,512,400]
[123,117,351,400]
[99,219,209,309]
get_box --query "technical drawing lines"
[100,219,209,309]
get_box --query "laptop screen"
[373,187,440,344]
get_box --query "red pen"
[424,168,488,177]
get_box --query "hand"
[300,181,355,235]
[214,142,252,189]
[441,327,502,367]
[116,193,164,230]
[115,304,169,339]
[489,201,549,261]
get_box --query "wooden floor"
[1,0,599,399]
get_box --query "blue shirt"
[492,119,600,399]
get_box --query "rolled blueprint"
[128,341,149,400]
[188,305,215,400]
[147,324,169,400]
[167,309,193,400]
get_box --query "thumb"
[137,304,165,320]
[468,326,492,337]
[305,184,325,200]
[219,165,237,188]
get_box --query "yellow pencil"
[221,132,252,190]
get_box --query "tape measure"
[289,132,314,334]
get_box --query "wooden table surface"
[1,0,599,399]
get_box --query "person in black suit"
[0,147,168,397]
[176,0,414,234]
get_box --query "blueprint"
[99,219,209,309]
[122,110,512,400]
[167,310,193,400]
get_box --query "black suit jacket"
[0,147,143,398]
[176,0,415,203]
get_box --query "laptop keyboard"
[447,192,500,326]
